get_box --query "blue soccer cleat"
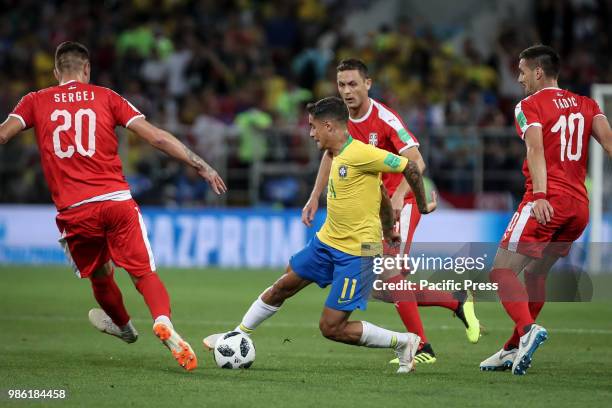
[512,324,548,375]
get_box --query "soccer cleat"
[480,347,517,371]
[390,342,436,364]
[202,332,224,351]
[394,333,420,374]
[153,322,198,371]
[414,343,437,364]
[88,308,138,343]
[512,324,548,375]
[454,290,481,344]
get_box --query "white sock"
[358,321,408,348]
[154,315,173,330]
[235,294,280,334]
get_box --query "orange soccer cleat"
[153,322,198,371]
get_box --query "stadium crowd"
[1,0,609,207]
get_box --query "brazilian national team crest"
[368,133,378,146]
[338,165,348,179]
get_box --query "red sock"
[491,268,534,337]
[395,302,427,344]
[135,272,171,320]
[503,269,547,349]
[525,269,546,317]
[504,299,546,349]
[504,330,520,350]
[385,275,427,344]
[415,288,459,311]
[90,269,130,327]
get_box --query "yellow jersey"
[316,135,409,256]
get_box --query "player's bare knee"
[91,262,113,279]
[318,318,335,339]
[493,248,531,273]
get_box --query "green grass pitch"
[1,266,611,407]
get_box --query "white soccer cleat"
[394,333,421,374]
[480,347,517,371]
[202,333,224,351]
[88,308,138,343]
[153,322,197,371]
[512,324,548,375]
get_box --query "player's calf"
[261,266,311,306]
[319,318,358,344]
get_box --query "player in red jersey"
[481,45,612,375]
[301,59,481,364]
[0,42,226,371]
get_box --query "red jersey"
[9,81,144,210]
[514,87,605,203]
[348,98,420,199]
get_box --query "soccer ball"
[213,331,256,369]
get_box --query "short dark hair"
[337,58,369,79]
[519,44,560,79]
[306,97,349,123]
[55,41,90,73]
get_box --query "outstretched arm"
[302,150,333,227]
[592,115,612,157]
[128,117,227,194]
[0,116,24,145]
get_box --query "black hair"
[306,97,349,123]
[519,44,560,79]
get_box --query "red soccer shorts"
[56,199,156,278]
[499,193,589,259]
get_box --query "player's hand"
[385,229,401,245]
[383,228,401,254]
[531,199,554,224]
[426,190,438,213]
[390,190,404,221]
[302,196,318,227]
[198,167,227,195]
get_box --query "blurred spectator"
[235,107,273,164]
[1,0,609,207]
[190,90,235,173]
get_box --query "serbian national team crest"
[368,133,378,146]
[339,165,348,179]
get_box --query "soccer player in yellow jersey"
[203,97,435,373]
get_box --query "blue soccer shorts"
[289,235,375,311]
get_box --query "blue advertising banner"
[139,208,325,268]
[0,205,609,269]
